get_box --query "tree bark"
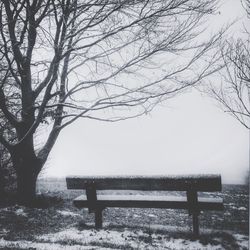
[13,148,42,205]
[16,166,39,205]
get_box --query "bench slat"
[66,175,222,192]
[73,194,224,210]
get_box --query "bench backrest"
[66,175,222,192]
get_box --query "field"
[0,178,248,249]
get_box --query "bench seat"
[74,194,223,210]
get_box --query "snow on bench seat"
[73,194,223,210]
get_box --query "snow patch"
[0,227,248,249]
[36,227,225,249]
[0,229,9,237]
[238,207,247,211]
[133,214,141,218]
[234,234,249,249]
[15,208,28,217]
[57,210,81,217]
[147,214,157,218]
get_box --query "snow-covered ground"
[0,225,248,249]
[0,183,248,249]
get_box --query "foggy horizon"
[40,89,249,185]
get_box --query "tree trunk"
[16,167,39,205]
[11,128,43,205]
[14,153,42,206]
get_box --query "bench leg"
[192,213,199,236]
[95,209,103,229]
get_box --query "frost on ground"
[0,226,247,250]
[15,208,28,217]
[57,210,82,217]
[0,183,248,249]
[35,227,221,249]
[0,205,28,217]
[234,234,249,249]
[0,239,104,250]
[35,226,249,250]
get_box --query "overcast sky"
[41,0,249,184]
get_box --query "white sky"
[40,0,249,184]
[42,90,249,184]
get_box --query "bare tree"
[0,0,222,204]
[211,40,249,128]
[0,62,17,199]
[0,109,16,199]
[204,2,250,129]
[242,0,250,16]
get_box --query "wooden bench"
[66,175,223,236]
